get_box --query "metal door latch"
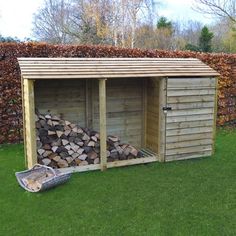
[162,106,172,114]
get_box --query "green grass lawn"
[0,130,236,236]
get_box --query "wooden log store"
[18,58,219,173]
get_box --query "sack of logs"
[36,113,144,168]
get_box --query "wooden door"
[165,77,217,161]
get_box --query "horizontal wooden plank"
[166,145,212,156]
[166,126,213,136]
[167,78,216,87]
[107,156,157,168]
[166,139,213,149]
[165,151,212,162]
[168,102,214,110]
[167,89,215,96]
[59,164,101,173]
[167,95,215,103]
[166,132,213,143]
[167,108,214,117]
[18,57,201,61]
[23,73,218,79]
[167,114,214,123]
[166,120,213,130]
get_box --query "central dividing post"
[99,79,107,171]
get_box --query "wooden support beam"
[99,79,107,171]
[23,79,37,168]
[158,77,167,162]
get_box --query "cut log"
[82,133,90,141]
[51,115,60,121]
[87,151,98,160]
[65,120,71,126]
[45,114,51,119]
[68,150,74,155]
[51,146,58,153]
[43,151,53,158]
[79,160,89,166]
[72,153,80,159]
[78,154,87,161]
[57,159,68,168]
[64,130,71,136]
[56,130,64,138]
[108,135,119,142]
[48,130,56,135]
[87,141,95,147]
[52,121,60,126]
[66,157,73,164]
[52,155,61,162]
[41,158,51,166]
[62,139,69,146]
[47,119,53,126]
[38,149,45,155]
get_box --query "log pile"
[36,113,143,168]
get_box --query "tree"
[184,43,200,51]
[199,26,214,52]
[155,17,174,50]
[0,35,20,43]
[33,0,72,44]
[193,0,236,23]
[157,16,172,29]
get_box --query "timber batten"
[19,58,218,172]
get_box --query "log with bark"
[36,112,143,168]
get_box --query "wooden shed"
[18,58,219,172]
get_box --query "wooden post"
[23,79,37,168]
[99,79,107,171]
[158,77,167,162]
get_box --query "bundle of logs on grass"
[36,113,143,168]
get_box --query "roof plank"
[18,58,219,79]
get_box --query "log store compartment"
[18,58,219,173]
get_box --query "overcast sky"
[0,0,213,40]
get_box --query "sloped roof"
[18,58,219,79]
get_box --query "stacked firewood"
[36,113,143,168]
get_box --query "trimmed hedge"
[0,43,236,143]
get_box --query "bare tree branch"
[193,0,236,23]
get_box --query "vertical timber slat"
[23,79,37,168]
[142,78,147,147]
[21,76,27,167]
[99,79,107,170]
[212,77,218,155]
[158,77,167,162]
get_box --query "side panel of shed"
[165,77,216,161]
